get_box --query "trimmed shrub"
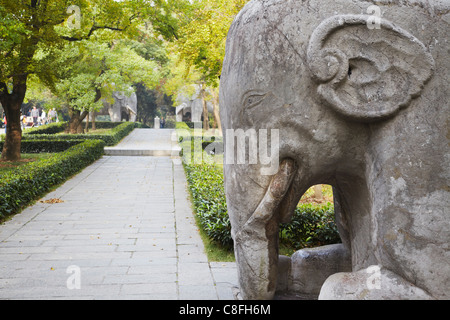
[202,137,223,155]
[22,122,67,135]
[183,121,214,129]
[184,163,232,249]
[279,203,341,249]
[22,122,135,146]
[81,121,123,129]
[176,122,190,130]
[0,140,105,220]
[0,139,85,153]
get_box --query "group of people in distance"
[1,106,59,134]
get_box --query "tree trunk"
[201,86,209,131]
[67,107,89,134]
[85,112,89,133]
[91,111,96,130]
[0,81,27,161]
[211,89,222,136]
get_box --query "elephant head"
[220,0,449,299]
[107,91,137,122]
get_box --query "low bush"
[176,122,190,130]
[184,121,203,129]
[0,140,105,220]
[178,134,223,159]
[22,122,135,146]
[24,122,67,135]
[184,163,232,249]
[0,139,85,153]
[164,119,176,129]
[279,203,340,249]
[202,137,223,155]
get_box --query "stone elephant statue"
[219,0,449,300]
[103,91,137,122]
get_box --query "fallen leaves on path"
[40,198,64,204]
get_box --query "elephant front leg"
[234,219,279,300]
[234,159,296,300]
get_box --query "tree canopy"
[0,0,249,160]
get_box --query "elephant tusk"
[236,158,296,238]
[125,106,137,115]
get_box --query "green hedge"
[0,140,105,220]
[279,203,341,249]
[185,163,231,248]
[81,121,123,129]
[183,121,213,129]
[23,121,123,136]
[184,162,340,251]
[24,122,67,135]
[22,122,135,146]
[0,139,85,153]
[176,122,190,130]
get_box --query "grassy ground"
[55,128,112,135]
[0,153,53,175]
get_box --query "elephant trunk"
[233,159,296,299]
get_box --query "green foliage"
[0,0,145,84]
[22,122,135,146]
[184,163,232,249]
[82,121,122,129]
[176,122,190,130]
[158,0,249,112]
[0,139,85,154]
[0,5,28,57]
[201,137,223,154]
[0,140,105,220]
[161,0,248,87]
[280,203,341,249]
[31,39,161,114]
[184,158,341,252]
[23,122,68,135]
[134,83,174,127]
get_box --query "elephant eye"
[242,92,268,110]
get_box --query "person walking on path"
[48,108,57,123]
[31,106,39,127]
[2,114,6,135]
[20,112,25,130]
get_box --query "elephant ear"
[307,15,435,122]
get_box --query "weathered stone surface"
[275,255,291,293]
[319,266,434,300]
[103,91,137,122]
[220,0,449,300]
[175,86,214,123]
[289,244,351,296]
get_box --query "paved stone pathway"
[104,128,181,156]
[0,129,237,300]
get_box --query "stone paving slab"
[104,129,181,156]
[0,129,237,300]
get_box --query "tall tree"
[33,39,160,133]
[167,0,247,88]
[158,0,248,131]
[0,0,142,160]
